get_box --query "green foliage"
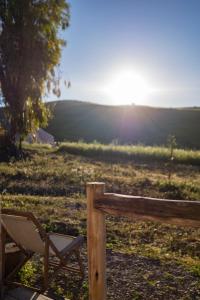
[167,135,177,180]
[190,265,200,277]
[18,261,37,286]
[0,0,70,146]
[167,134,177,157]
[132,291,142,300]
[81,281,89,300]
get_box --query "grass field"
[58,141,200,166]
[1,144,200,299]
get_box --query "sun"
[105,70,153,105]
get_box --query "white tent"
[26,128,55,145]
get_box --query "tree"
[0,0,70,150]
[167,134,177,181]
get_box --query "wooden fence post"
[87,182,106,300]
[0,213,6,298]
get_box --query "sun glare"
[105,70,153,105]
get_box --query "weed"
[18,261,37,286]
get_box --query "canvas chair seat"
[49,233,75,255]
[1,209,84,293]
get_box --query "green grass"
[58,141,200,166]
[1,144,200,299]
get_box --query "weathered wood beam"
[95,193,200,227]
[87,183,107,300]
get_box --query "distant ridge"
[0,100,199,149]
[45,100,200,149]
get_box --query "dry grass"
[1,144,200,299]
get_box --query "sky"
[49,0,200,107]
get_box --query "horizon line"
[46,98,200,110]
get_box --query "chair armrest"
[60,236,84,257]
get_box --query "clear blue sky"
[50,0,200,107]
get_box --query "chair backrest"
[1,212,45,254]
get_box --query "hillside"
[1,100,200,149]
[46,100,200,149]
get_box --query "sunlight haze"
[103,69,154,105]
[49,0,200,108]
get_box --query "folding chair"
[1,209,84,292]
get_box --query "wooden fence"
[87,182,200,300]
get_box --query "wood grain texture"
[87,182,107,300]
[87,183,200,299]
[95,193,200,227]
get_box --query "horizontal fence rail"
[95,193,200,227]
[87,182,200,300]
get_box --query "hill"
[46,100,200,149]
[1,100,200,149]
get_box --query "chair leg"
[5,254,32,282]
[43,239,49,292]
[75,250,84,278]
[0,225,6,299]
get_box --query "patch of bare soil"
[106,250,200,300]
[45,248,200,300]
